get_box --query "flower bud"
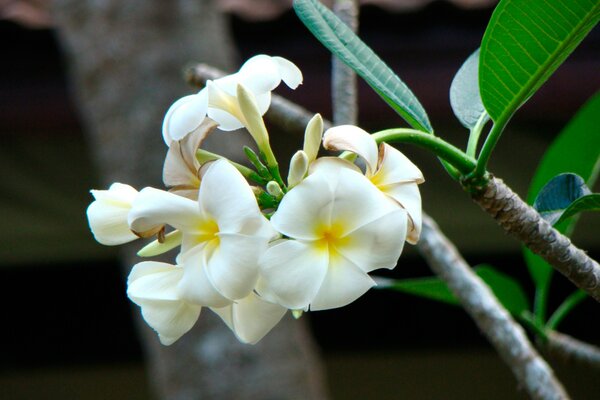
[287,150,309,188]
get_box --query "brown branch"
[470,176,600,302]
[332,0,358,126]
[542,331,600,371]
[419,215,569,400]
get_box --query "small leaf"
[382,265,529,316]
[524,92,600,289]
[450,48,488,129]
[555,193,600,226]
[533,173,591,225]
[293,0,432,133]
[479,0,600,125]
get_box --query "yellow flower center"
[193,218,220,248]
[314,221,349,253]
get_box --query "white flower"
[86,183,139,245]
[259,163,408,311]
[323,125,424,243]
[128,159,275,307]
[127,261,201,345]
[162,55,302,144]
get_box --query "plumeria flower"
[259,163,408,311]
[127,260,286,345]
[128,159,275,307]
[162,55,302,144]
[87,183,143,245]
[162,118,218,200]
[323,125,424,244]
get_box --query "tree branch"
[332,0,358,126]
[470,176,600,302]
[419,215,569,400]
[542,331,600,371]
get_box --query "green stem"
[372,129,477,175]
[466,112,490,158]
[546,289,587,330]
[474,114,510,177]
[533,278,551,326]
[518,311,548,341]
[196,149,266,184]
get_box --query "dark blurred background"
[1,1,599,399]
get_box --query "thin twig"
[419,215,569,400]
[332,0,358,126]
[470,177,600,302]
[542,331,600,371]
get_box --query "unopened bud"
[287,150,309,188]
[266,181,283,199]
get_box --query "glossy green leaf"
[533,173,591,225]
[524,92,600,289]
[293,0,432,133]
[450,48,488,129]
[480,0,600,124]
[555,194,600,225]
[384,265,530,316]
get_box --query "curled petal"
[272,56,303,89]
[127,261,201,345]
[260,240,329,310]
[237,54,284,93]
[372,143,424,186]
[87,183,139,245]
[128,187,201,234]
[207,81,246,131]
[310,253,376,311]
[380,182,422,244]
[211,292,287,344]
[162,91,208,145]
[308,156,361,176]
[323,125,379,176]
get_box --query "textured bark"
[419,215,569,400]
[187,64,332,135]
[52,1,329,399]
[470,177,600,302]
[331,0,358,126]
[543,331,600,371]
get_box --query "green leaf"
[555,194,600,225]
[479,0,600,124]
[383,265,529,316]
[533,173,591,225]
[524,92,600,290]
[293,0,432,133]
[450,48,488,129]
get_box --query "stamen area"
[313,221,349,252]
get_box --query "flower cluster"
[86,55,424,345]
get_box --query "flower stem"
[372,129,477,175]
[474,114,510,177]
[466,112,490,158]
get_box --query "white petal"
[199,160,267,235]
[162,91,208,145]
[380,182,422,244]
[328,167,397,235]
[238,54,282,93]
[87,183,139,245]
[336,208,407,272]
[372,143,424,185]
[310,253,375,311]
[308,156,361,176]
[178,245,232,307]
[323,125,379,175]
[206,81,246,131]
[127,261,201,346]
[260,240,329,310]
[205,233,265,300]
[272,56,303,89]
[128,187,202,234]
[211,292,287,344]
[270,171,335,241]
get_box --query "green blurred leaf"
[533,173,591,225]
[524,92,600,289]
[555,194,600,225]
[450,48,488,129]
[479,0,599,124]
[293,0,432,133]
[384,265,529,316]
